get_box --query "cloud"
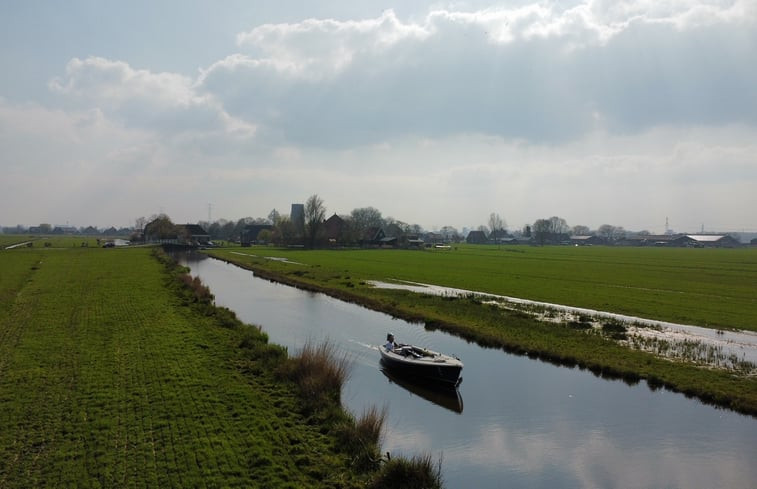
[192,2,757,148]
[49,56,255,137]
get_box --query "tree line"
[131,196,653,248]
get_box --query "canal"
[179,253,757,489]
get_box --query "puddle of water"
[367,280,757,369]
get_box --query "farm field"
[0,246,368,488]
[211,244,757,331]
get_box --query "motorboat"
[379,344,463,386]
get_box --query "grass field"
[210,244,757,331]
[0,246,385,487]
[207,244,757,415]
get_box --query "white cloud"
[49,56,255,137]
[234,9,429,79]
[192,2,757,149]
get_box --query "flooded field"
[368,279,757,370]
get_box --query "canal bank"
[205,249,757,416]
[182,252,757,489]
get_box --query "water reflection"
[380,366,464,414]
[178,253,757,489]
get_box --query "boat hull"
[379,345,463,386]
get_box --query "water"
[179,253,757,489]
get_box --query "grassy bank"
[210,244,757,331]
[0,246,438,487]
[206,246,757,416]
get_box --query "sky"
[1,1,756,234]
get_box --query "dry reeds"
[279,339,352,413]
[369,453,444,489]
[337,405,388,471]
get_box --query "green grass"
[0,246,380,487]
[211,244,757,331]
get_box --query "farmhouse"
[684,234,741,248]
[179,224,211,246]
[323,214,345,245]
[466,230,488,244]
[622,234,741,248]
[570,235,606,246]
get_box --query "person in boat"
[384,333,398,351]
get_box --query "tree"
[304,194,326,248]
[439,226,460,242]
[532,219,551,245]
[572,225,591,236]
[257,229,273,243]
[144,214,180,241]
[273,216,295,246]
[547,216,569,236]
[351,207,384,237]
[597,224,616,241]
[488,213,505,235]
[135,216,146,231]
[268,209,281,225]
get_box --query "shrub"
[369,453,444,489]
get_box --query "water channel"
[179,253,757,489]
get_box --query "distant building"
[570,235,605,246]
[323,214,345,245]
[466,230,488,244]
[683,234,741,248]
[179,224,211,246]
[621,234,740,248]
[291,204,304,237]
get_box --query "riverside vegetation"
[0,243,442,488]
[208,244,757,416]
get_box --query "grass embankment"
[0,246,439,487]
[207,245,757,416]
[212,245,757,331]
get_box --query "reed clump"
[278,339,352,414]
[369,453,444,489]
[336,405,388,471]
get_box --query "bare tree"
[548,216,569,236]
[488,213,505,234]
[572,225,591,236]
[488,213,507,243]
[135,216,146,231]
[439,226,460,242]
[597,224,616,241]
[267,208,281,225]
[304,194,326,248]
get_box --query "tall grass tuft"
[278,339,351,414]
[336,405,387,471]
[369,453,444,489]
